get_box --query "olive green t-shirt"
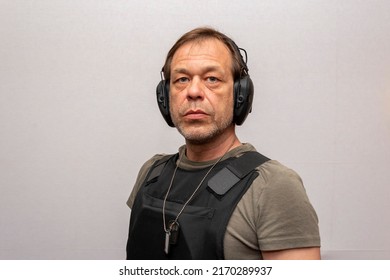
[127,143,320,259]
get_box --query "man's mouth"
[184,109,208,120]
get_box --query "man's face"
[169,38,235,144]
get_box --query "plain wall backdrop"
[1,0,389,259]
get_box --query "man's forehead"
[170,38,232,73]
[173,38,230,60]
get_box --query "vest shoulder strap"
[208,151,270,196]
[145,154,177,183]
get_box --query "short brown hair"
[162,27,247,81]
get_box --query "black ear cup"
[233,75,254,126]
[156,80,175,127]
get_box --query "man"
[126,27,320,260]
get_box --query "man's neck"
[185,133,241,162]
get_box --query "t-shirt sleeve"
[255,161,321,251]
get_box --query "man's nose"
[186,77,204,100]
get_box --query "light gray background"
[1,0,389,260]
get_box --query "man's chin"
[176,126,216,144]
[174,119,234,144]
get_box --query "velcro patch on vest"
[208,167,240,196]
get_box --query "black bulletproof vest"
[126,151,269,260]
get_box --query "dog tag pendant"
[164,221,180,254]
[164,231,171,255]
[168,221,180,245]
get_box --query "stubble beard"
[174,115,234,145]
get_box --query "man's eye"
[207,77,219,83]
[177,77,189,83]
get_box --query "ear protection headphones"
[156,39,254,127]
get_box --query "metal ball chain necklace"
[162,139,236,255]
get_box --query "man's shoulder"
[247,159,308,211]
[144,153,173,166]
[229,144,303,189]
[126,153,175,208]
[254,160,302,185]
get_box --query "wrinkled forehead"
[171,38,233,75]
